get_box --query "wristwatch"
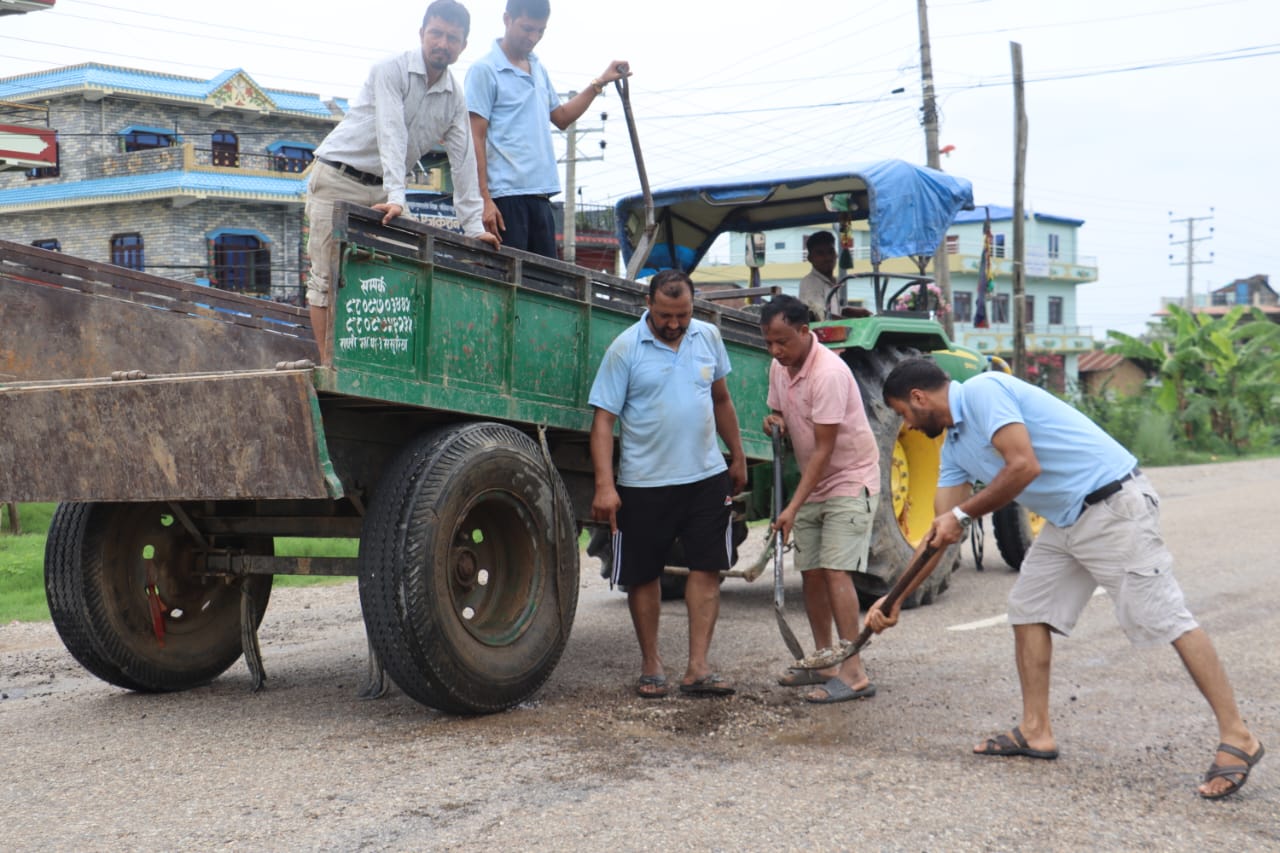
[951,505,972,530]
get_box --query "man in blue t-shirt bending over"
[867,357,1262,800]
[589,270,747,699]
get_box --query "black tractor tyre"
[44,501,272,693]
[358,422,579,715]
[843,346,961,610]
[992,501,1036,571]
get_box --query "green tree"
[1107,304,1280,452]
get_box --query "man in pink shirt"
[761,294,881,703]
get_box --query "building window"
[213,233,271,294]
[270,143,315,173]
[1047,233,1060,260]
[211,130,239,167]
[991,293,1009,324]
[111,234,144,271]
[121,128,175,152]
[25,142,60,179]
[32,238,61,252]
[1025,293,1035,326]
[953,290,972,323]
[944,235,959,254]
[774,241,786,250]
[1048,295,1063,325]
[993,233,1006,259]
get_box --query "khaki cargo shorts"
[1006,473,1198,648]
[304,161,387,308]
[792,492,878,573]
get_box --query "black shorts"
[611,471,733,587]
[494,194,557,258]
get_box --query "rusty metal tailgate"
[0,369,341,503]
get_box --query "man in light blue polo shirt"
[589,270,748,699]
[464,0,628,256]
[867,357,1263,800]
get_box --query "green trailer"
[0,203,775,715]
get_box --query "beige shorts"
[1007,474,1198,648]
[792,493,878,573]
[304,161,387,307]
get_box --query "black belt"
[1083,468,1141,507]
[317,156,382,186]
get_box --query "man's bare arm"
[467,113,503,237]
[589,408,621,532]
[711,378,748,495]
[549,61,631,130]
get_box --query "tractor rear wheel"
[992,501,1045,570]
[844,346,960,609]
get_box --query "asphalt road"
[2,458,1278,851]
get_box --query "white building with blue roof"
[705,204,1099,390]
[0,62,403,301]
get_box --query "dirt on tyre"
[44,501,271,692]
[843,346,960,609]
[358,422,579,715]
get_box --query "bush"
[1074,390,1181,466]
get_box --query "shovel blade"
[775,608,806,660]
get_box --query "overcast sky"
[3,0,1278,337]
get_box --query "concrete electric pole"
[917,0,955,337]
[1169,210,1214,310]
[557,95,607,265]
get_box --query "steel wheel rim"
[448,490,541,647]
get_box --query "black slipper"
[974,725,1059,760]
[678,673,735,697]
[1200,741,1264,799]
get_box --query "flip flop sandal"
[777,667,828,687]
[1200,741,1265,799]
[805,677,876,704]
[634,674,669,699]
[974,725,1059,760]
[678,673,735,697]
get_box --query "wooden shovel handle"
[849,542,941,653]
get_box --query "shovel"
[770,424,806,660]
[791,540,942,670]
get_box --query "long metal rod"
[771,425,806,660]
[615,67,656,280]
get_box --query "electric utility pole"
[917,0,954,336]
[1011,41,1028,380]
[557,95,608,264]
[1169,210,1214,310]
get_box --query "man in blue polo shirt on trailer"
[589,270,748,700]
[464,0,628,256]
[867,357,1263,800]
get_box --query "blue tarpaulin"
[615,159,973,275]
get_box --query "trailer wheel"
[358,422,578,714]
[844,346,960,609]
[992,501,1044,570]
[44,502,271,693]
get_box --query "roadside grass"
[0,503,56,623]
